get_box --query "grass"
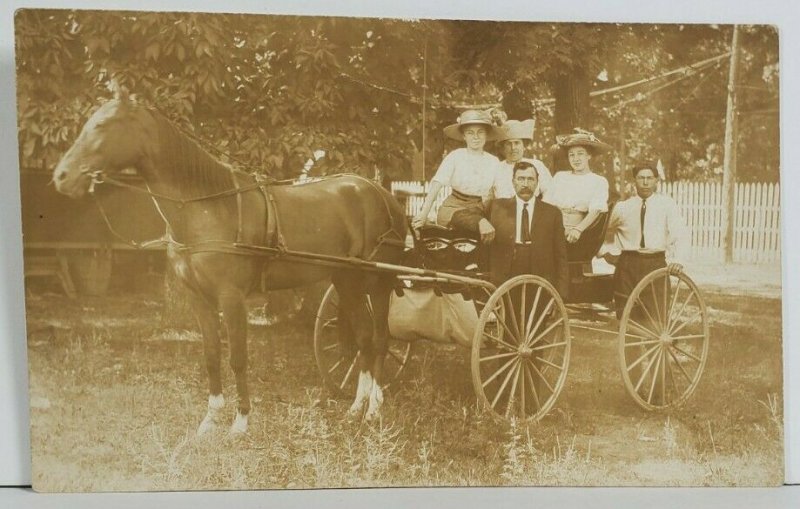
[25,287,784,491]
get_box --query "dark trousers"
[613,251,667,320]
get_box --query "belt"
[451,189,482,201]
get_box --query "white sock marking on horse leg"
[348,371,373,416]
[229,410,248,435]
[365,382,384,421]
[197,394,225,435]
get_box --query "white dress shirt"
[543,171,609,213]
[515,196,535,244]
[605,192,690,265]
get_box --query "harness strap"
[230,167,243,243]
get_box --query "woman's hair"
[566,144,595,157]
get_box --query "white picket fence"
[391,180,782,264]
[662,181,781,264]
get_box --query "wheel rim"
[314,285,413,397]
[471,275,571,422]
[618,268,710,410]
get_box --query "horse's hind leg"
[219,288,250,434]
[190,291,225,436]
[365,279,392,421]
[334,277,374,418]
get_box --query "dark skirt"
[613,251,667,319]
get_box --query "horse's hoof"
[229,411,249,435]
[364,409,381,422]
[197,413,221,436]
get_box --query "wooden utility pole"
[721,25,741,263]
[421,37,428,181]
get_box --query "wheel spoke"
[634,346,661,393]
[624,338,662,348]
[667,288,695,335]
[524,299,556,347]
[626,343,661,372]
[531,341,568,352]
[669,310,703,338]
[322,342,339,352]
[338,355,358,390]
[527,358,555,395]
[636,293,663,335]
[523,362,541,410]
[519,284,527,337]
[482,356,519,388]
[502,293,523,343]
[527,316,563,348]
[327,358,344,374]
[647,348,663,404]
[627,318,661,340]
[518,363,526,417]
[667,346,694,384]
[660,348,667,404]
[537,355,565,371]
[492,303,522,346]
[321,317,337,329]
[480,351,519,363]
[524,287,543,339]
[505,363,522,418]
[671,343,702,363]
[670,334,706,341]
[665,280,683,332]
[665,349,680,395]
[491,360,519,410]
[650,281,664,330]
[482,329,518,352]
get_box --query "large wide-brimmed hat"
[497,119,535,143]
[551,128,613,154]
[443,109,502,141]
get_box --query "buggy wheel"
[618,268,710,410]
[471,275,571,422]
[313,284,413,397]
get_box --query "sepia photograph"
[14,8,783,491]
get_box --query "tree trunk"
[550,69,592,173]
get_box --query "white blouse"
[431,148,501,198]
[543,171,609,213]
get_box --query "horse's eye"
[452,241,477,253]
[425,240,448,251]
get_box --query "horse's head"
[53,84,152,198]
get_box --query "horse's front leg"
[190,292,225,436]
[220,289,250,434]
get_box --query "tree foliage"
[15,10,779,184]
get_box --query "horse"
[52,85,408,435]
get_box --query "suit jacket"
[451,197,569,297]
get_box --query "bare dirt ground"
[24,266,783,491]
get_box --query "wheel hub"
[659,332,673,346]
[518,345,533,359]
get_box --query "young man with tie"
[604,161,689,318]
[450,160,569,297]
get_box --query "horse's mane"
[151,110,237,196]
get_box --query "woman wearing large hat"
[491,119,552,199]
[543,128,612,244]
[411,109,502,229]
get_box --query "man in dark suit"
[451,161,569,298]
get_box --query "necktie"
[521,203,531,244]
[640,198,647,248]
